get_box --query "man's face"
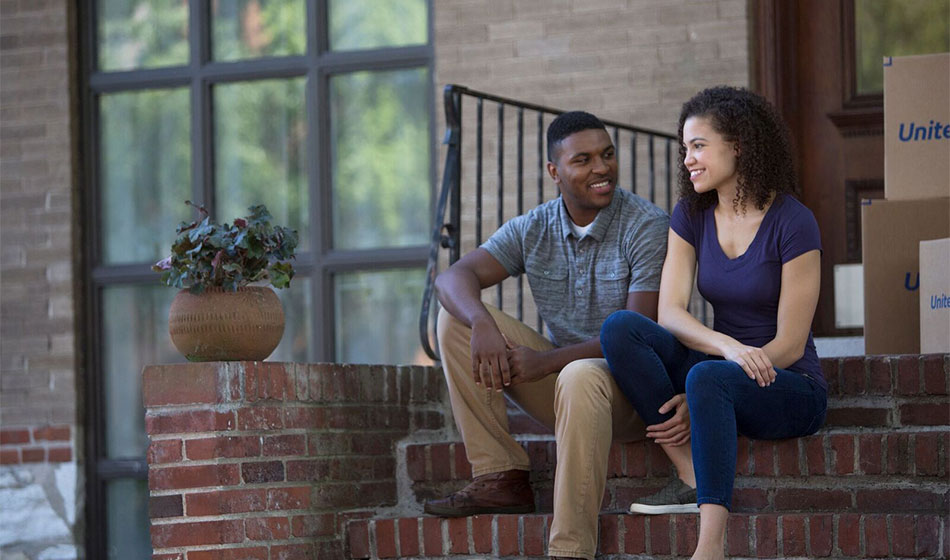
[547,128,617,227]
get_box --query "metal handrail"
[420,84,682,361]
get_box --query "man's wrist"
[470,313,496,330]
[540,347,568,376]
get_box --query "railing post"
[447,87,463,264]
[419,85,465,360]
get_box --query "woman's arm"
[762,249,821,369]
[657,229,732,354]
[658,229,777,387]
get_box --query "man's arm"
[626,290,659,322]
[435,248,512,391]
[507,289,659,385]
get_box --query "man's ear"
[733,142,741,157]
[546,161,559,184]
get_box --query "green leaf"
[269,261,294,289]
[157,201,296,292]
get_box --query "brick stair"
[347,512,946,559]
[346,355,950,559]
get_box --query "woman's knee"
[600,310,652,349]
[685,361,733,397]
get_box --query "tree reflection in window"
[855,0,949,94]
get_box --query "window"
[854,0,949,94]
[80,1,433,557]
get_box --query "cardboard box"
[883,53,950,200]
[920,238,950,354]
[862,198,950,354]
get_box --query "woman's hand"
[721,341,776,387]
[646,394,691,446]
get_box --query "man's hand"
[645,393,690,446]
[470,318,511,391]
[505,341,552,386]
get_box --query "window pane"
[102,285,182,459]
[106,479,152,559]
[100,88,191,265]
[270,276,314,363]
[335,268,431,365]
[215,78,309,251]
[330,69,430,249]
[212,0,305,61]
[98,0,189,71]
[329,0,427,51]
[855,0,950,93]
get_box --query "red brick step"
[502,354,949,435]
[346,512,947,559]
[403,428,949,515]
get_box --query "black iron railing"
[420,85,705,361]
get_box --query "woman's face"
[682,116,739,195]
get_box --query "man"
[424,111,676,560]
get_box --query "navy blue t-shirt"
[670,195,825,387]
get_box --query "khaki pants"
[437,305,646,560]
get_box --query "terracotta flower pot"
[168,286,285,362]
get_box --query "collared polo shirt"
[481,188,669,347]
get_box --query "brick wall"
[0,0,80,557]
[143,362,450,559]
[0,425,74,465]
[435,0,749,131]
[0,0,77,429]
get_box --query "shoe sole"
[629,502,700,515]
[424,503,535,517]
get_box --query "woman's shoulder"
[769,194,822,257]
[670,198,703,226]
[671,198,708,221]
[771,194,818,230]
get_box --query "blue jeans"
[600,311,827,510]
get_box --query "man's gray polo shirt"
[481,188,669,347]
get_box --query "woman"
[600,86,827,560]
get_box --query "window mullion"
[312,63,332,362]
[309,0,331,361]
[191,0,212,214]
[313,0,329,56]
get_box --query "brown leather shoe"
[424,469,535,517]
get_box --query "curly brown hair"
[677,86,797,213]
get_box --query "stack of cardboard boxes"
[862,53,950,355]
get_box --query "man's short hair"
[547,111,607,162]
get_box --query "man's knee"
[555,359,612,402]
[437,306,464,338]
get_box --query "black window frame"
[77,1,435,556]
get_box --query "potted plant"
[153,201,298,362]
